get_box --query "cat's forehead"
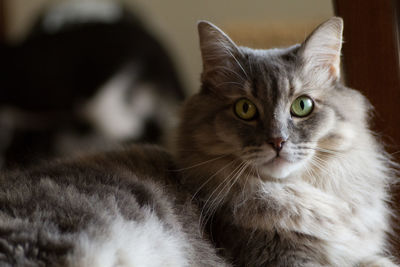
[240,46,299,101]
[239,45,326,101]
[241,45,299,69]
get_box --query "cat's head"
[177,18,369,182]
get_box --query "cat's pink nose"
[268,137,286,152]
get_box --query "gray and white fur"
[175,17,399,266]
[0,145,228,266]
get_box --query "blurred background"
[0,0,334,169]
[4,0,334,95]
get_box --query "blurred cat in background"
[0,1,184,169]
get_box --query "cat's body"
[175,18,399,266]
[0,145,227,266]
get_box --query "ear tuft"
[300,17,343,79]
[197,21,239,74]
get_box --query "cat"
[175,17,399,266]
[0,1,184,170]
[0,145,228,266]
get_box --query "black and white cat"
[0,1,184,169]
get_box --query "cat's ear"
[299,17,343,80]
[198,21,242,80]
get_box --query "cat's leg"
[357,256,399,267]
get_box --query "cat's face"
[179,18,368,181]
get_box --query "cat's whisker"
[312,154,332,165]
[217,161,249,204]
[310,156,359,187]
[191,158,238,202]
[204,161,245,207]
[241,151,273,161]
[219,162,249,210]
[215,163,250,213]
[202,160,250,231]
[308,157,329,176]
[199,161,246,231]
[315,151,347,162]
[300,146,347,161]
[310,156,327,169]
[205,161,249,229]
[255,165,262,182]
[240,163,255,204]
[301,142,373,154]
[241,154,267,161]
[172,154,232,172]
[242,147,264,153]
[242,162,254,190]
[313,147,345,155]
[302,162,317,184]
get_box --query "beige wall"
[5,0,334,94]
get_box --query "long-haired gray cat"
[175,17,399,266]
[0,17,398,266]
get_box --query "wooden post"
[0,0,5,42]
[333,0,400,259]
[0,0,6,42]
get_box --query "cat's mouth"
[256,153,302,179]
[241,146,305,179]
[241,150,293,168]
[262,155,290,166]
[260,155,294,172]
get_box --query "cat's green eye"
[291,96,314,117]
[234,98,258,120]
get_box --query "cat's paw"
[358,256,399,267]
